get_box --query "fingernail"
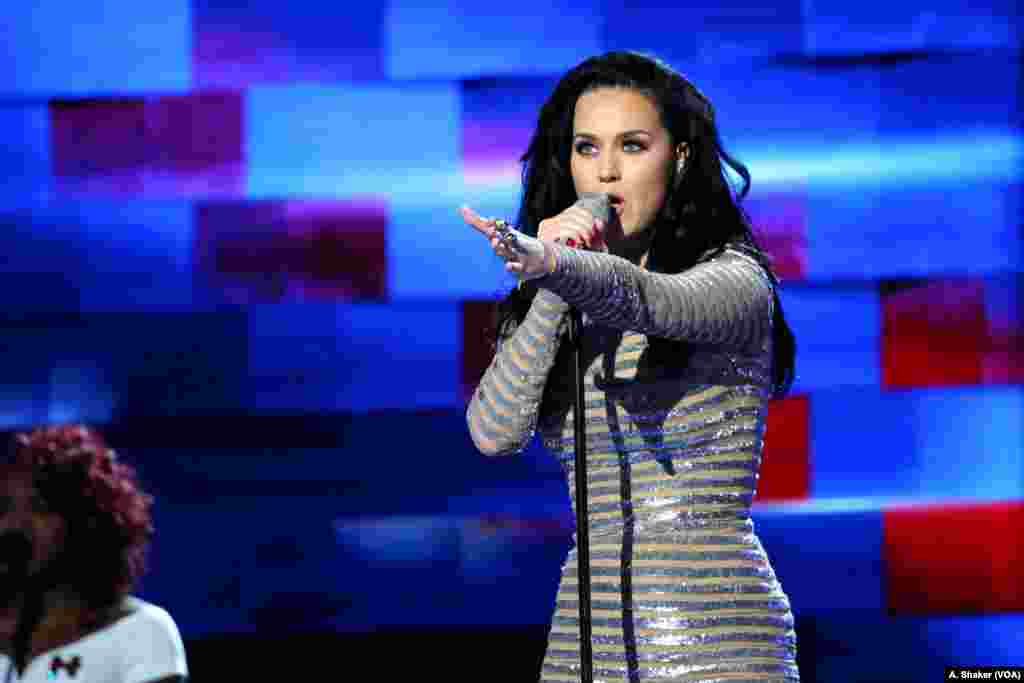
[566,238,577,247]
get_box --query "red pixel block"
[882,278,988,388]
[755,394,810,502]
[194,198,388,302]
[743,190,808,282]
[460,300,497,403]
[50,93,244,198]
[884,500,1024,615]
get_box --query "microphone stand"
[10,583,43,680]
[568,308,593,683]
[490,211,600,682]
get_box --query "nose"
[598,149,621,183]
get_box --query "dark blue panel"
[802,0,1020,54]
[0,105,50,201]
[876,54,1021,134]
[0,311,249,424]
[48,362,116,425]
[128,411,572,634]
[245,302,459,413]
[106,411,564,499]
[0,353,50,430]
[0,201,197,312]
[603,0,803,65]
[0,315,110,428]
[0,207,84,312]
[104,312,250,417]
[141,498,348,636]
[795,612,1024,682]
[921,613,1024,666]
[753,505,885,612]
[662,61,883,145]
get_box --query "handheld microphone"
[493,192,611,254]
[574,192,611,228]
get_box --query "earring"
[676,156,687,178]
[676,143,689,176]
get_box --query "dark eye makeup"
[574,139,648,154]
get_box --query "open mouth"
[607,194,625,215]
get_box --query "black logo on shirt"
[49,655,82,677]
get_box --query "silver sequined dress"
[467,243,800,682]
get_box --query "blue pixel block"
[385,1,603,79]
[2,0,191,96]
[0,105,51,201]
[753,504,885,612]
[245,302,460,413]
[246,83,460,201]
[802,0,1020,54]
[811,385,1024,500]
[780,283,881,392]
[602,0,804,66]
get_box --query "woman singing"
[460,51,800,682]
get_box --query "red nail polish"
[566,238,577,247]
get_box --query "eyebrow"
[573,130,652,140]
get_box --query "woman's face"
[570,87,679,250]
[0,470,66,579]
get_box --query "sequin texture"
[467,247,799,681]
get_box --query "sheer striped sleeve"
[466,288,570,456]
[539,245,774,349]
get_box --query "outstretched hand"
[459,206,551,280]
[460,202,609,280]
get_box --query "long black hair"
[493,51,795,398]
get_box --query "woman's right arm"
[466,288,570,456]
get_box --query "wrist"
[543,241,556,276]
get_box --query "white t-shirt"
[0,597,187,683]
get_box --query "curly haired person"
[0,425,187,683]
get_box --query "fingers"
[544,219,606,250]
[459,205,494,237]
[492,238,518,262]
[461,204,519,259]
[538,206,607,247]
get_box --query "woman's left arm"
[539,245,774,348]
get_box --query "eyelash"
[574,141,646,155]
